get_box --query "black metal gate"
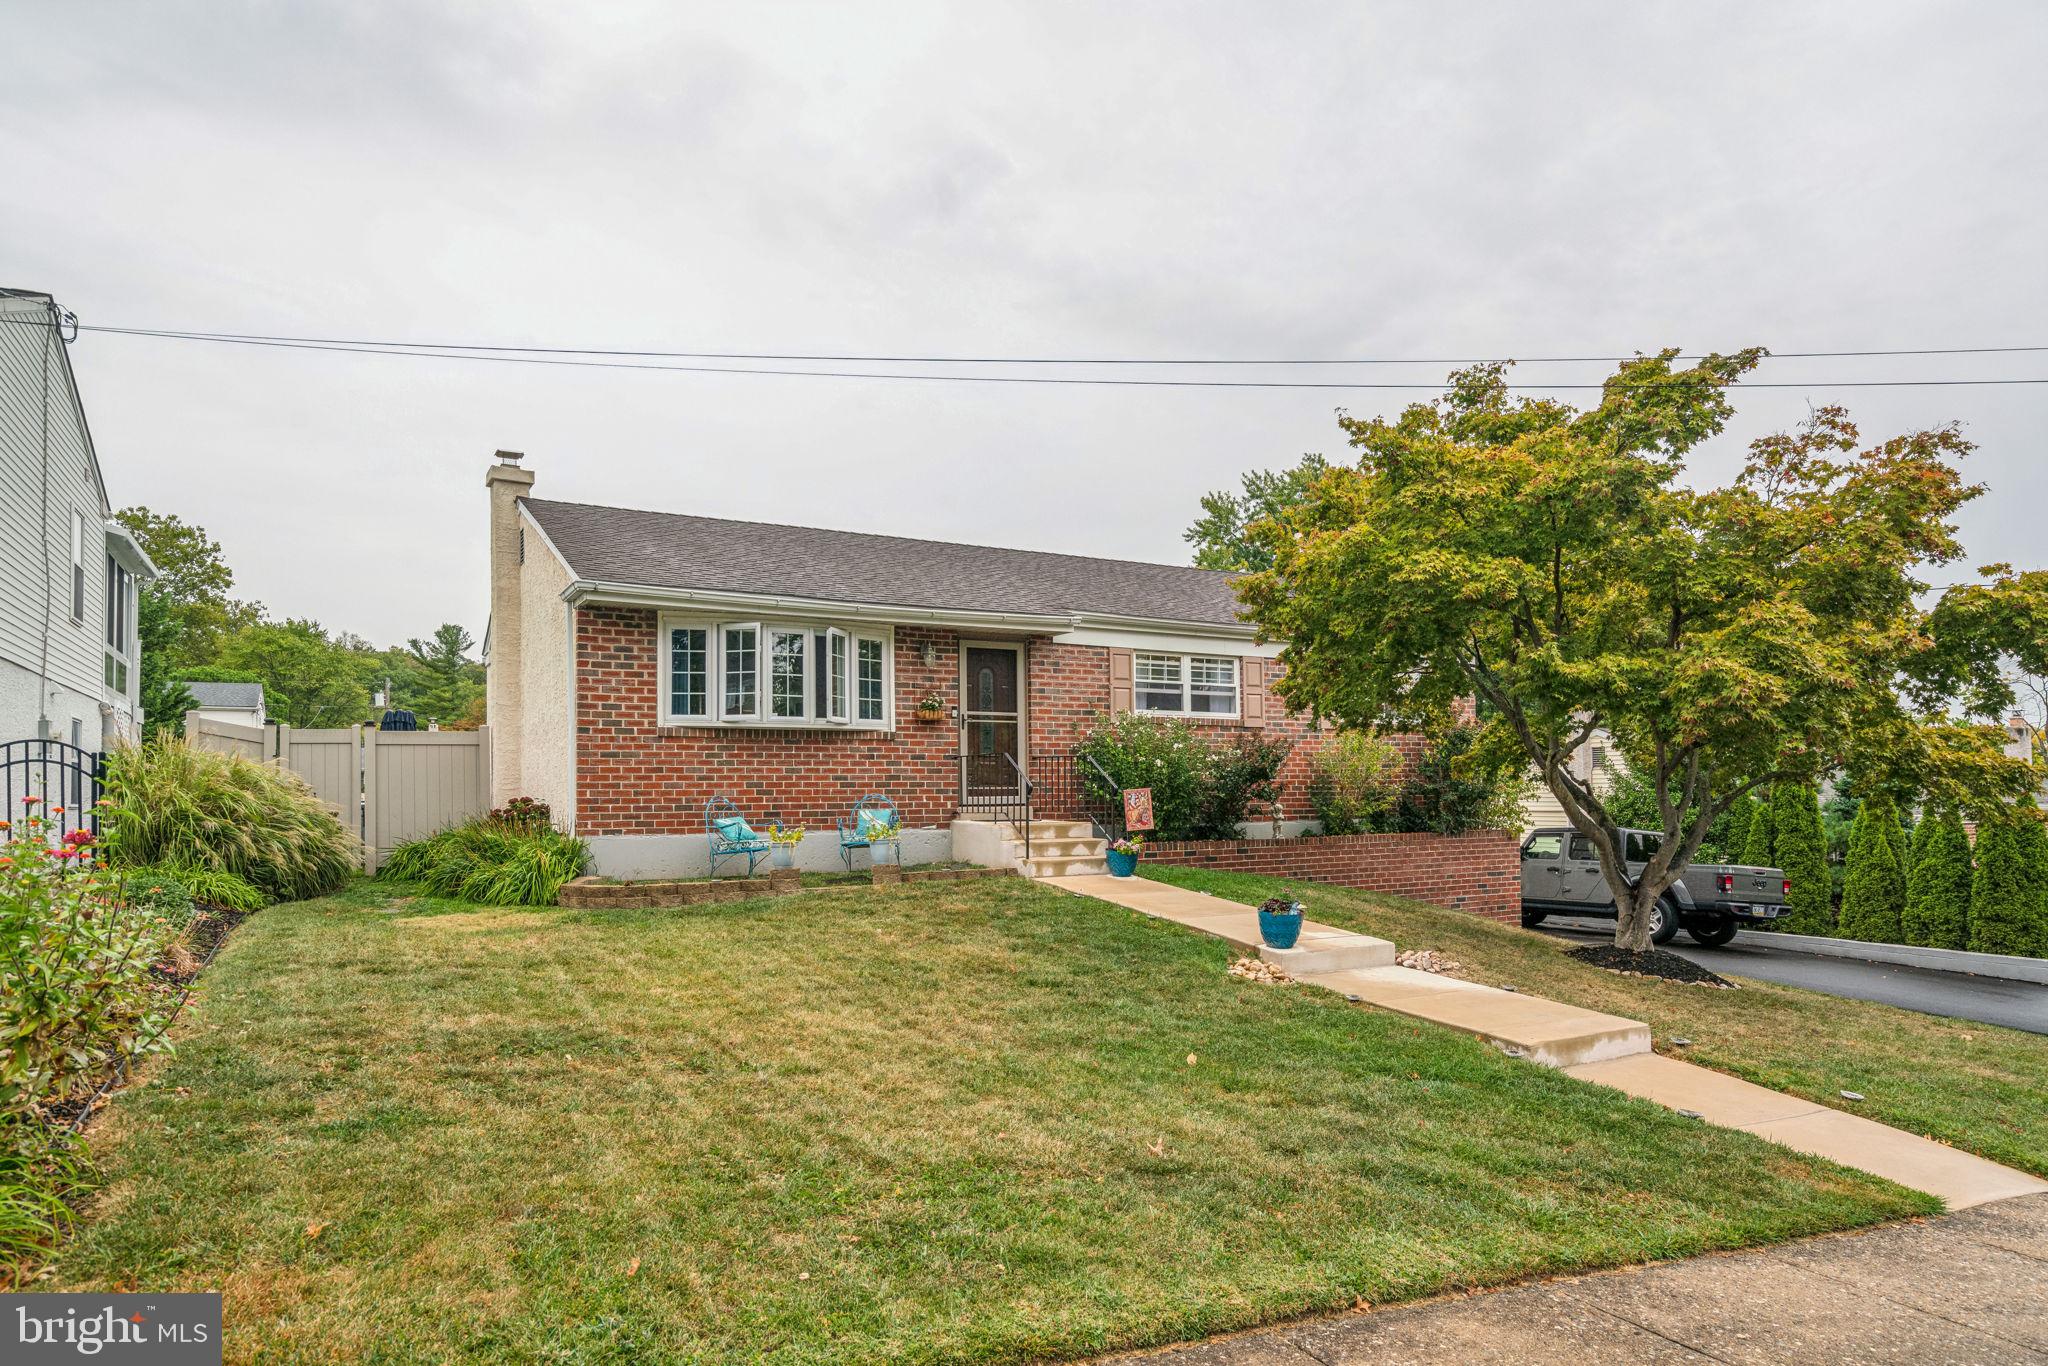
[1,739,106,841]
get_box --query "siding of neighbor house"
[512,509,573,820]
[0,292,138,745]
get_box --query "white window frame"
[767,627,809,721]
[1133,651,1241,719]
[69,512,86,624]
[719,622,761,721]
[665,623,711,721]
[661,615,893,730]
[826,628,850,724]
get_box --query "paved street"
[1125,1193,2048,1364]
[1538,916,2048,1035]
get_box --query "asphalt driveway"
[1538,915,2048,1035]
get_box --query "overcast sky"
[5,2,2044,648]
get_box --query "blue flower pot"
[1258,903,1304,949]
[1105,849,1138,878]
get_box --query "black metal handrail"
[1026,751,1126,843]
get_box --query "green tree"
[116,506,261,738]
[215,620,370,728]
[1838,794,1907,943]
[398,624,484,724]
[1720,794,1758,866]
[1771,784,1833,936]
[1185,454,1329,571]
[1236,352,2038,950]
[1902,808,1972,949]
[1742,795,1777,868]
[1967,804,2045,957]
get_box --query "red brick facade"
[1139,831,1522,922]
[571,604,1341,837]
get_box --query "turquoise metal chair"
[836,794,900,870]
[706,796,770,877]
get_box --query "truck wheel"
[1649,898,1681,946]
[1521,909,1548,928]
[1687,917,1738,948]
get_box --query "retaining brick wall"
[1139,830,1522,922]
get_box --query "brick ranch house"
[482,452,1518,916]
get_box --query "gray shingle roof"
[183,681,264,709]
[522,498,1248,627]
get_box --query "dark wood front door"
[961,644,1022,800]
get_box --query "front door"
[961,644,1023,803]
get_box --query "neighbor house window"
[666,616,890,729]
[69,513,86,622]
[102,554,130,694]
[1134,652,1239,718]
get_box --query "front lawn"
[1142,866,2048,1177]
[55,878,1928,1363]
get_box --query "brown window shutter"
[1241,657,1266,727]
[1108,648,1134,714]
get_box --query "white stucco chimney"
[485,451,535,800]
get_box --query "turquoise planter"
[1105,849,1138,878]
[1258,903,1304,949]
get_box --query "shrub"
[0,807,176,1126]
[1191,732,1293,838]
[0,1140,88,1282]
[380,800,589,907]
[1837,794,1906,944]
[1307,730,1401,835]
[1903,808,1971,950]
[1770,784,1833,936]
[119,867,195,926]
[1391,726,1529,836]
[1077,714,1210,840]
[1741,795,1776,868]
[155,864,266,914]
[1601,769,1757,863]
[101,739,358,903]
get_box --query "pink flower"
[20,796,40,807]
[64,829,95,847]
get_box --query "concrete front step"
[1022,855,1109,878]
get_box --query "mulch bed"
[1567,944,1734,988]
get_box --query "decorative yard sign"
[1123,787,1155,832]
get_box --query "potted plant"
[1105,835,1144,877]
[766,824,805,869]
[1257,896,1304,949]
[915,692,947,722]
[868,817,903,864]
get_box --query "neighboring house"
[0,289,155,750]
[482,452,1328,876]
[1521,728,1622,833]
[183,680,266,730]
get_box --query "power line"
[63,321,2048,367]
[66,326,2048,391]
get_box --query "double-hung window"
[69,513,86,623]
[664,615,890,728]
[721,624,759,720]
[1133,652,1240,718]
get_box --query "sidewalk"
[1124,1192,2048,1364]
[1043,874,2047,1209]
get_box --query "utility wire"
[62,326,2048,390]
[60,321,2048,367]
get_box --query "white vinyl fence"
[186,715,492,873]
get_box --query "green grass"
[54,877,1930,1363]
[1142,865,2048,1177]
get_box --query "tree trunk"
[1613,877,1661,953]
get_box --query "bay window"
[664,615,891,728]
[1134,651,1239,718]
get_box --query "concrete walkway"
[1124,1192,2048,1364]
[1043,874,2047,1209]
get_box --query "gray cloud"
[2,1,2042,644]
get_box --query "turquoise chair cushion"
[856,809,895,841]
[712,816,759,844]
